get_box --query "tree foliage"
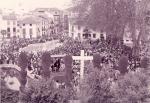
[74,0,133,36]
[18,52,28,93]
[118,55,129,74]
[19,70,27,88]
[80,64,114,103]
[80,62,150,103]
[111,71,150,103]
[18,52,28,70]
[41,52,52,79]
[73,0,150,50]
[140,56,149,69]
[41,52,53,68]
[93,53,102,69]
[25,78,76,103]
[64,55,73,86]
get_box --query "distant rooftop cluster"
[0,5,149,45]
[0,8,69,39]
[2,13,17,20]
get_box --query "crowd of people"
[90,37,146,71]
[0,36,69,77]
[0,37,55,64]
[0,35,149,90]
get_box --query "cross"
[51,50,93,80]
[72,50,93,80]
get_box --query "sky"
[0,0,72,12]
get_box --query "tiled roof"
[36,14,52,20]
[34,8,49,12]
[18,16,40,24]
[34,8,61,12]
[66,7,78,12]
[2,14,17,20]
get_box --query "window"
[13,21,16,25]
[83,34,89,39]
[23,29,26,35]
[89,34,91,37]
[100,34,104,40]
[72,26,74,32]
[30,34,32,38]
[7,21,10,25]
[29,29,33,34]
[93,33,96,38]
[17,24,20,26]
[13,28,16,32]
[7,28,10,32]
[42,27,45,31]
[43,32,45,35]
[30,24,32,26]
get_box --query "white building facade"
[18,17,41,38]
[67,7,106,41]
[69,22,106,41]
[0,13,17,38]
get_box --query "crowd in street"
[0,37,67,78]
[0,37,53,64]
[0,36,148,90]
[0,36,145,72]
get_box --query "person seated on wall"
[60,60,65,72]
[51,59,61,72]
[51,65,55,72]
[55,59,61,72]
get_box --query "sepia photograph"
[0,0,150,103]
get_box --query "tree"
[18,52,28,70]
[80,64,114,103]
[18,52,28,90]
[18,52,29,103]
[111,71,150,103]
[73,0,150,54]
[41,52,52,79]
[130,0,150,55]
[93,53,102,69]
[64,55,73,87]
[140,56,149,69]
[73,0,133,38]
[118,55,129,75]
[24,75,77,103]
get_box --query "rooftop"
[18,16,40,24]
[2,13,17,20]
[34,8,62,13]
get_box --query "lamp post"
[1,30,7,40]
